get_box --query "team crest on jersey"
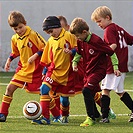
[89,49,94,54]
[27,41,33,48]
[64,43,69,48]
[64,40,70,48]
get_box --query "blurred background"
[0,0,133,71]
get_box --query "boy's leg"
[94,92,101,106]
[0,95,12,122]
[100,94,110,123]
[49,98,61,122]
[80,87,96,126]
[0,84,17,122]
[32,84,51,125]
[60,96,70,123]
[51,93,60,110]
[94,92,116,119]
[120,92,133,122]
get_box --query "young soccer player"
[32,16,77,125]
[91,6,133,123]
[52,15,116,123]
[69,17,115,126]
[0,11,47,122]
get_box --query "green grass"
[0,72,133,133]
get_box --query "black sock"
[82,87,95,120]
[101,95,110,118]
[94,102,100,118]
[120,92,133,112]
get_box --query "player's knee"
[60,96,69,106]
[40,84,50,95]
[82,87,91,97]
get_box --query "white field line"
[0,76,12,78]
[0,83,8,86]
[7,114,130,119]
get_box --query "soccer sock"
[60,96,70,116]
[94,102,101,118]
[60,104,69,116]
[120,92,133,112]
[40,95,51,120]
[49,98,60,117]
[51,94,60,110]
[94,92,102,107]
[101,95,110,118]
[0,95,12,116]
[82,87,95,120]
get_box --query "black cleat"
[0,113,6,122]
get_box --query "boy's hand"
[72,65,78,72]
[114,69,121,77]
[28,53,38,64]
[63,48,72,54]
[4,58,11,72]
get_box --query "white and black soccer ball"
[23,100,42,120]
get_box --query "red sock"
[40,95,51,120]
[60,104,69,116]
[52,94,60,110]
[94,92,102,107]
[0,95,12,116]
[50,98,60,117]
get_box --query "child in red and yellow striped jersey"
[0,11,46,122]
[31,16,78,125]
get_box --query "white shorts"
[101,73,126,93]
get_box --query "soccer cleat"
[128,113,133,122]
[0,113,6,122]
[60,116,69,123]
[52,115,62,123]
[80,117,95,127]
[100,118,110,123]
[31,115,50,125]
[108,108,116,119]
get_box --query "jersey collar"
[53,28,65,40]
[85,32,92,42]
[16,26,31,39]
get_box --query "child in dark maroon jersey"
[69,17,115,126]
[91,6,133,123]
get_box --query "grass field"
[0,72,133,133]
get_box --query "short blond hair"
[8,11,26,27]
[70,17,89,34]
[91,6,112,22]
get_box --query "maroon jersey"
[104,23,133,73]
[77,33,114,94]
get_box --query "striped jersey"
[10,26,46,82]
[104,23,133,73]
[40,28,77,85]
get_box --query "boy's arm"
[4,58,12,72]
[72,52,82,71]
[63,47,76,56]
[28,51,43,64]
[110,53,121,76]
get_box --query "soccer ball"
[23,100,42,120]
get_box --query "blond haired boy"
[91,6,133,123]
